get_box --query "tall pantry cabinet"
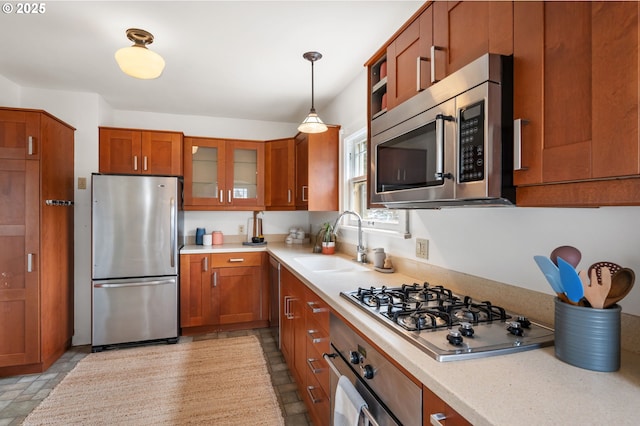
[0,107,75,376]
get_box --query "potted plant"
[319,222,336,255]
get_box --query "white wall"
[0,74,20,105]
[318,68,640,317]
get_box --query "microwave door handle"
[435,114,454,180]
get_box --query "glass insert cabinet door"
[226,140,264,208]
[184,137,226,206]
[183,137,264,208]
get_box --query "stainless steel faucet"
[333,210,367,263]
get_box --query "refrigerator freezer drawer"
[92,276,178,348]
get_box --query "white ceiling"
[1,0,423,123]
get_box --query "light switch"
[78,177,87,190]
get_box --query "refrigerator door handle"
[93,279,176,288]
[170,197,176,268]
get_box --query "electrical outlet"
[416,238,428,259]
[77,177,87,190]
[238,224,245,234]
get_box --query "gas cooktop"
[341,283,554,362]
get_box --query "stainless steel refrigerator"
[91,174,184,351]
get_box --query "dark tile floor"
[0,328,311,426]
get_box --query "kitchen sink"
[293,256,370,273]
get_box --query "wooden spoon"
[604,268,635,308]
[579,268,611,309]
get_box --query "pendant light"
[115,28,165,80]
[298,51,328,134]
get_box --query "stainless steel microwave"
[370,54,515,208]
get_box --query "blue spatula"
[557,257,585,303]
[534,255,565,295]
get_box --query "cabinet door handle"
[306,386,323,404]
[430,45,442,84]
[133,155,138,171]
[307,358,324,374]
[212,271,217,287]
[302,185,308,202]
[27,136,35,156]
[228,258,244,263]
[287,189,292,204]
[417,56,429,92]
[143,156,148,171]
[228,190,232,203]
[307,301,327,314]
[397,168,401,181]
[27,253,34,272]
[307,329,323,344]
[202,257,208,272]
[514,118,530,171]
[430,413,447,426]
[219,189,223,203]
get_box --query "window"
[343,128,409,236]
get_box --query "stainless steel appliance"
[325,313,422,426]
[268,255,280,342]
[342,282,554,362]
[370,53,514,208]
[91,174,184,351]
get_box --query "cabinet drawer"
[211,252,263,268]
[305,365,330,426]
[305,289,330,334]
[306,312,330,355]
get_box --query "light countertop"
[181,242,640,425]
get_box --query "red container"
[380,61,387,79]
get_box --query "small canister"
[373,248,386,269]
[195,228,206,245]
[212,231,223,245]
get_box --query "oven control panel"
[459,101,485,183]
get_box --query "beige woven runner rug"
[23,336,284,425]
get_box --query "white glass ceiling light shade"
[115,28,165,79]
[298,51,328,134]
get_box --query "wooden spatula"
[579,268,611,309]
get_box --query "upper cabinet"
[99,127,182,176]
[183,136,265,210]
[295,126,340,211]
[368,1,513,119]
[265,138,295,210]
[513,1,640,206]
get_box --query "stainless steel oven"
[324,313,422,426]
[371,53,514,208]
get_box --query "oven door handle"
[322,353,381,426]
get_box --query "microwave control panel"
[458,101,485,183]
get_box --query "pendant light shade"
[298,51,328,134]
[115,28,165,80]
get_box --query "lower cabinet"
[423,386,471,426]
[179,251,268,334]
[280,266,331,425]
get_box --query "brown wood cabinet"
[99,127,183,176]
[513,1,640,206]
[295,126,340,211]
[279,266,330,426]
[179,251,268,334]
[0,107,74,376]
[370,1,512,118]
[423,386,471,426]
[265,138,295,210]
[183,136,265,210]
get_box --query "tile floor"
[0,328,311,426]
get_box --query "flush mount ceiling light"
[115,28,165,80]
[298,51,328,134]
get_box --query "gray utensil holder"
[554,298,621,372]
